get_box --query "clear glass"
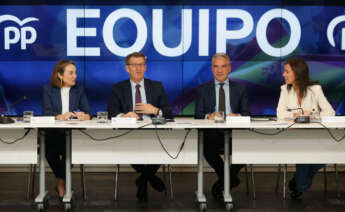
[214,111,225,123]
[312,110,320,120]
[97,111,108,123]
[23,111,34,123]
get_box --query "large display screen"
[0,1,344,116]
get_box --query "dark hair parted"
[50,60,75,88]
[125,52,146,65]
[285,57,319,98]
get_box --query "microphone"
[152,110,166,125]
[0,96,28,124]
[287,107,310,123]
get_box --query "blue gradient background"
[0,3,344,116]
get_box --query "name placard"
[226,116,251,123]
[111,117,136,124]
[30,116,55,124]
[321,116,345,123]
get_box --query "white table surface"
[4,117,345,129]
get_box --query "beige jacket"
[276,84,335,120]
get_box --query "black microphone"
[0,96,28,124]
[287,107,310,123]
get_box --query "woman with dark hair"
[277,57,335,199]
[42,60,91,201]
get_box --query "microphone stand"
[0,114,15,124]
[0,96,27,124]
[287,108,310,123]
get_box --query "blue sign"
[0,2,345,115]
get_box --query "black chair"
[217,148,256,200]
[113,164,174,200]
[27,130,87,201]
[27,148,87,201]
[275,164,340,199]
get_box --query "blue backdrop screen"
[0,1,345,116]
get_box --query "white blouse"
[276,84,335,120]
[60,87,70,114]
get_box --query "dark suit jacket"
[42,84,91,116]
[194,80,250,119]
[107,79,172,119]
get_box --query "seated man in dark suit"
[107,52,172,201]
[194,53,250,200]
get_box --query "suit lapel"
[229,81,235,112]
[69,86,77,112]
[55,87,62,114]
[124,80,133,111]
[144,79,152,104]
[209,81,216,110]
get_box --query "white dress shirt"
[130,80,150,120]
[214,79,232,115]
[60,87,70,114]
[116,79,162,119]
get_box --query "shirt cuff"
[115,113,124,118]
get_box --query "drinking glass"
[97,111,108,123]
[23,111,34,123]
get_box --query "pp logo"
[0,14,39,50]
[327,15,345,50]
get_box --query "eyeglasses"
[127,63,146,68]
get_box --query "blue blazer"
[42,84,91,116]
[194,80,250,119]
[107,79,172,119]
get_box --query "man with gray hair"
[195,53,250,200]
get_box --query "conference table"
[31,119,203,211]
[0,122,37,195]
[1,118,345,211]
